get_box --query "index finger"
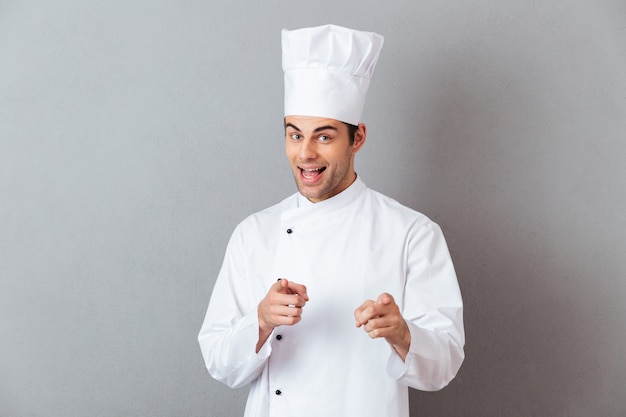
[376,292,394,305]
[276,278,309,301]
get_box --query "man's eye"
[318,135,330,142]
[291,133,302,140]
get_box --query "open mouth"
[300,167,326,180]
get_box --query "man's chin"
[295,184,323,202]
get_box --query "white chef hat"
[281,24,384,125]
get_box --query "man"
[198,24,464,417]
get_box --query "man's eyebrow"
[285,122,300,131]
[284,123,339,133]
[313,125,339,133]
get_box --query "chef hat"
[281,24,384,125]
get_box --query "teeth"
[301,168,322,179]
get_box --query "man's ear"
[353,123,367,152]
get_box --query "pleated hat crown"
[281,24,384,125]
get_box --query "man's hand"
[256,279,308,352]
[354,293,411,361]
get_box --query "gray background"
[1,1,625,416]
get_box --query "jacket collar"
[296,175,365,210]
[281,176,366,226]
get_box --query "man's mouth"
[300,167,326,180]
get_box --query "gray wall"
[1,1,625,416]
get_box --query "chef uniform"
[198,24,464,417]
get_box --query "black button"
[286,228,293,234]
[275,389,282,395]
[276,334,282,341]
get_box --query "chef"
[198,24,465,417]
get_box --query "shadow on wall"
[403,36,624,416]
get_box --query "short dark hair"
[344,122,358,145]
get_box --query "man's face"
[285,115,365,203]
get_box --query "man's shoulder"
[364,187,431,222]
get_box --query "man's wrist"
[256,324,274,353]
[391,325,412,361]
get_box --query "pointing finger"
[276,278,309,301]
[376,293,394,305]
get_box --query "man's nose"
[298,139,317,160]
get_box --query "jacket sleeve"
[387,220,465,391]
[197,224,272,389]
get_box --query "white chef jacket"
[198,177,464,417]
